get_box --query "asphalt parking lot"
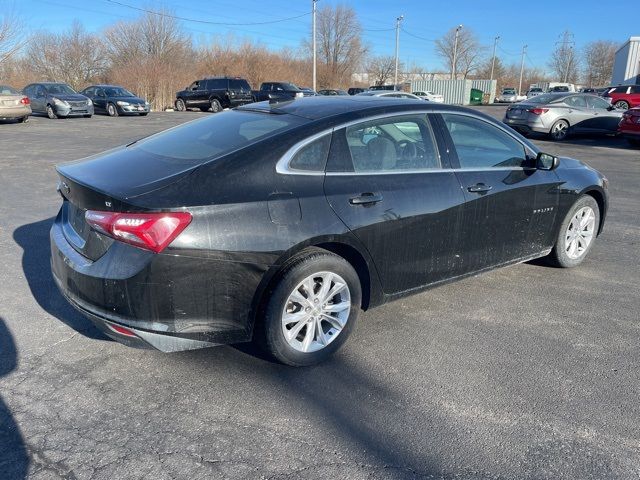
[1,107,639,479]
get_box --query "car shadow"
[528,132,634,150]
[0,317,30,479]
[13,218,109,341]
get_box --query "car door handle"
[467,183,493,193]
[349,192,383,205]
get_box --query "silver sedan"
[503,93,622,141]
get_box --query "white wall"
[612,37,640,85]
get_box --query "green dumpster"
[470,88,483,105]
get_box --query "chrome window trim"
[325,166,532,176]
[275,109,537,176]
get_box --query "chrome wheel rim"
[552,121,568,139]
[281,271,351,353]
[211,101,219,112]
[176,100,185,111]
[565,206,596,259]
[615,101,628,110]
[46,106,55,119]
[108,104,116,116]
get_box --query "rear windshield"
[0,85,19,94]
[526,93,563,104]
[133,110,306,162]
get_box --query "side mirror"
[537,152,559,170]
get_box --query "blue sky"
[10,0,637,73]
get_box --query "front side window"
[586,96,611,110]
[564,96,587,108]
[344,115,440,172]
[442,114,527,169]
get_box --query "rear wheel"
[546,195,599,268]
[175,98,186,111]
[210,99,222,113]
[46,104,58,119]
[549,119,569,141]
[257,251,361,366]
[614,100,630,110]
[18,116,28,123]
[83,114,92,118]
[107,103,118,117]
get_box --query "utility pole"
[518,44,527,96]
[394,15,404,89]
[555,30,575,84]
[312,0,317,91]
[563,46,573,83]
[452,25,463,80]
[490,35,500,82]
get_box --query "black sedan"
[80,85,150,116]
[51,97,608,366]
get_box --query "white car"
[412,91,445,103]
[356,91,423,100]
[495,88,527,103]
[526,87,544,99]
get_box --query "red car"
[603,85,640,110]
[618,107,640,146]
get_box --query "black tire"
[627,137,640,147]
[614,100,630,110]
[257,250,361,366]
[46,104,58,119]
[107,103,118,117]
[549,119,569,141]
[18,116,28,123]
[175,98,186,111]
[139,112,148,116]
[199,107,209,112]
[210,99,222,113]
[83,114,92,118]
[546,195,600,268]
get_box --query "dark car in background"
[317,89,349,96]
[348,87,366,95]
[503,93,622,140]
[23,82,93,119]
[50,97,608,366]
[252,82,307,102]
[81,85,149,117]
[175,76,253,113]
[618,107,640,146]
[602,85,640,110]
[0,85,31,122]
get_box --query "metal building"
[612,37,640,85]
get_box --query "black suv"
[175,77,253,113]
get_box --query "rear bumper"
[0,105,31,119]
[503,116,548,134]
[50,210,268,351]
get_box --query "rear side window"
[289,134,331,172]
[207,79,227,90]
[613,86,630,94]
[442,114,527,169]
[630,86,640,94]
[134,110,306,163]
[344,114,440,172]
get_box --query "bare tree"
[583,40,617,87]
[548,31,579,83]
[308,4,367,88]
[27,21,107,90]
[366,55,397,86]
[435,27,484,79]
[0,10,25,64]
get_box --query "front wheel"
[107,103,118,117]
[258,251,361,366]
[46,104,58,119]
[210,99,222,113]
[549,119,569,141]
[139,112,148,116]
[546,195,600,268]
[18,116,28,123]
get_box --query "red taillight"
[106,323,137,337]
[85,210,192,253]
[20,97,30,105]
[527,108,549,115]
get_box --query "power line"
[104,0,311,26]
[400,28,436,43]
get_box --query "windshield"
[502,89,516,94]
[104,86,134,97]
[530,88,542,92]
[0,85,19,94]
[134,110,307,162]
[44,84,77,95]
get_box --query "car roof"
[237,96,465,121]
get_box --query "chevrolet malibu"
[51,97,608,366]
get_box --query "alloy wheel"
[551,120,569,140]
[176,99,185,111]
[564,206,596,259]
[614,100,629,110]
[107,103,117,116]
[46,105,57,119]
[281,271,351,353]
[211,100,221,113]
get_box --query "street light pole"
[452,24,463,80]
[312,0,317,91]
[490,35,500,82]
[519,44,527,96]
[394,15,404,89]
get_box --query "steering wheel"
[398,140,418,161]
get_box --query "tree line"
[0,6,620,110]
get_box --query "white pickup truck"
[495,88,527,103]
